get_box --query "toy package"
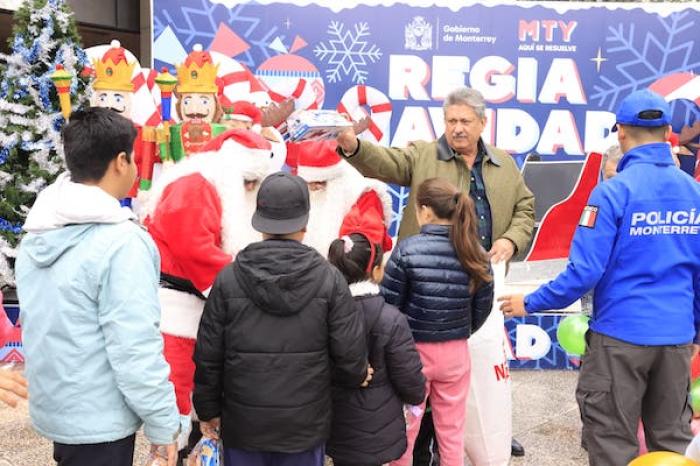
[187,437,223,466]
[286,110,352,142]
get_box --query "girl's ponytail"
[451,191,491,293]
[416,178,491,293]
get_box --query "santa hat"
[223,100,262,126]
[201,129,273,180]
[295,140,344,182]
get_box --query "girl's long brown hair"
[416,178,492,292]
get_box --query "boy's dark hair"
[62,107,137,183]
[328,233,382,285]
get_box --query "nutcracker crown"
[175,44,219,94]
[92,40,135,92]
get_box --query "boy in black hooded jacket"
[193,172,371,466]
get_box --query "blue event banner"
[152,0,700,167]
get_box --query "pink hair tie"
[341,235,354,253]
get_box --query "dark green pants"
[576,331,693,466]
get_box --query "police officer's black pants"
[576,331,693,466]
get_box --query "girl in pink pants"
[381,178,495,466]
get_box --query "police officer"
[498,89,700,466]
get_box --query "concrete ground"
[0,370,586,465]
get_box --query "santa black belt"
[159,273,206,301]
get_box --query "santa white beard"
[221,186,262,254]
[303,166,381,257]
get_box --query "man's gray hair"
[602,144,623,166]
[443,87,487,119]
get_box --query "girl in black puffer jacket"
[381,178,494,466]
[327,233,426,466]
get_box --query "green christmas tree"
[0,0,92,287]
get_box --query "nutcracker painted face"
[91,90,133,119]
[91,40,136,120]
[175,45,221,123]
[179,92,217,122]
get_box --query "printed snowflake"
[313,21,382,84]
[388,184,410,237]
[591,11,700,122]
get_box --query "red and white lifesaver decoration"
[337,84,392,145]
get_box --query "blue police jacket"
[525,142,700,345]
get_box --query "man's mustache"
[108,106,126,114]
[185,112,209,119]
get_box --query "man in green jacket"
[336,86,534,264]
[336,86,535,461]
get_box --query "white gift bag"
[464,260,512,466]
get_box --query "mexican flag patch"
[579,205,598,228]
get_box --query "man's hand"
[0,368,28,407]
[336,126,359,155]
[360,365,374,388]
[489,238,515,263]
[260,99,295,128]
[352,117,371,136]
[200,417,221,440]
[692,344,700,361]
[150,442,178,466]
[498,294,527,318]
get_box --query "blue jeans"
[223,444,324,466]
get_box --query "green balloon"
[556,314,590,356]
[690,378,700,414]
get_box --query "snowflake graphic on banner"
[388,185,410,237]
[313,21,382,84]
[153,0,283,68]
[591,11,700,122]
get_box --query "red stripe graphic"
[368,118,383,141]
[131,73,145,91]
[292,79,307,99]
[221,71,249,86]
[371,102,392,113]
[357,85,367,106]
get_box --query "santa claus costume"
[141,129,282,447]
[290,140,393,256]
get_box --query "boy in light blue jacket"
[15,107,180,466]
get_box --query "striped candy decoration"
[649,72,700,108]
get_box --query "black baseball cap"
[252,171,310,235]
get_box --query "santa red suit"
[141,129,281,441]
[289,140,393,256]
